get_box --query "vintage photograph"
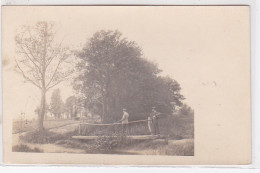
[2,6,251,164]
[8,17,194,156]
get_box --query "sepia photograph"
[2,6,250,164]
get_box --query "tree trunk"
[39,88,46,132]
[39,25,47,131]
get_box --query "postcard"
[2,6,251,165]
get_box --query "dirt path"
[49,123,78,133]
[13,123,85,153]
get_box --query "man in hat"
[120,108,129,135]
[151,107,160,135]
[147,115,153,135]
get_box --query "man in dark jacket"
[151,107,160,135]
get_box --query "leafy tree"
[179,104,194,116]
[64,96,80,118]
[74,30,184,122]
[15,21,72,131]
[50,89,64,119]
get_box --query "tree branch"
[15,59,41,89]
[45,59,63,88]
[46,40,64,68]
[46,70,73,91]
[16,47,42,79]
[17,45,43,75]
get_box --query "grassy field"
[13,119,79,134]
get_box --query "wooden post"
[164,135,169,144]
[78,124,81,135]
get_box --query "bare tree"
[15,21,72,131]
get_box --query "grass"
[54,137,194,155]
[19,129,78,144]
[12,144,43,153]
[13,119,79,134]
[55,138,119,154]
[160,114,194,140]
[127,139,194,156]
[165,139,194,156]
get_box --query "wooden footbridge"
[72,119,169,143]
[72,134,165,140]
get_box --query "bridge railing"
[78,119,151,136]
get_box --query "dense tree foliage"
[179,104,194,116]
[74,30,184,122]
[64,96,80,118]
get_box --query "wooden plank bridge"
[73,117,169,143]
[72,135,167,141]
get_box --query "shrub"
[92,136,120,153]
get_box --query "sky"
[2,6,250,120]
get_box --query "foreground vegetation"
[13,111,194,155]
[12,144,43,153]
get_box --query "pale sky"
[2,6,250,120]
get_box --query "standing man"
[151,107,160,136]
[120,108,129,135]
[147,116,153,135]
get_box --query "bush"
[92,136,120,153]
[56,136,121,154]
